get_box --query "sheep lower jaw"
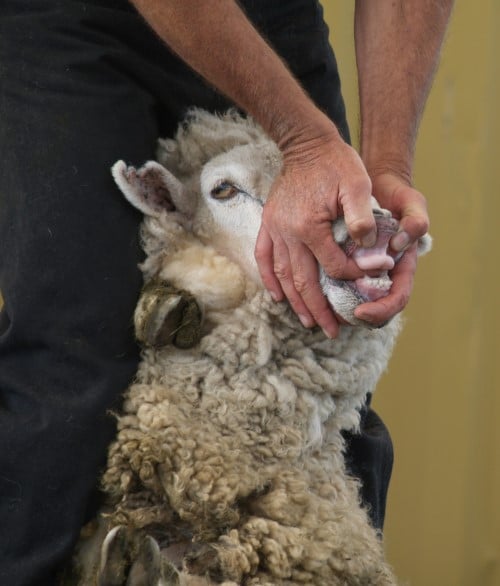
[320,273,392,327]
[352,273,393,302]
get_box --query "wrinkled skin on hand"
[255,135,429,336]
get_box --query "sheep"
[68,110,431,586]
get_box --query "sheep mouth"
[347,273,393,303]
[328,215,401,304]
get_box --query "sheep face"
[197,142,278,285]
[112,114,429,326]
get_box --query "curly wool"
[102,110,401,585]
[103,280,400,584]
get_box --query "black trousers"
[0,1,393,584]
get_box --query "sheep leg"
[97,526,131,585]
[184,543,223,581]
[127,535,181,586]
[184,532,256,584]
[183,511,395,586]
[183,468,396,586]
[183,519,303,585]
[245,476,397,586]
[179,472,307,582]
[97,527,182,586]
[134,279,202,349]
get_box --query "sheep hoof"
[161,558,181,585]
[135,279,202,349]
[98,526,130,586]
[126,535,165,586]
[98,529,178,586]
[184,543,223,582]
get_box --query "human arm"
[129,0,377,338]
[352,0,454,323]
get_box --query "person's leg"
[0,3,183,584]
[240,0,350,141]
[0,0,237,579]
[343,405,394,532]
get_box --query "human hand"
[255,133,378,338]
[353,172,429,324]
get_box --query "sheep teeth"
[350,274,393,303]
[357,275,392,290]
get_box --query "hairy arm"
[353,0,453,323]
[129,0,376,338]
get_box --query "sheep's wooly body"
[99,111,405,585]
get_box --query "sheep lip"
[352,274,392,302]
[324,214,399,305]
[323,274,393,304]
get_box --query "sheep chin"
[319,271,373,327]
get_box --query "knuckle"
[349,174,373,196]
[410,215,430,237]
[394,291,410,313]
[254,246,267,264]
[292,275,313,296]
[259,271,275,290]
[324,256,348,280]
[273,262,291,283]
[348,216,376,238]
[410,189,427,207]
[278,285,308,316]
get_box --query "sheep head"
[112,111,430,327]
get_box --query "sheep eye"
[210,182,239,200]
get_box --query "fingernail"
[298,314,313,328]
[392,230,410,252]
[322,327,337,339]
[354,308,372,322]
[270,291,279,302]
[360,231,377,248]
[355,312,371,322]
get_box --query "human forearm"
[354,0,454,181]
[129,0,336,150]
[350,0,453,323]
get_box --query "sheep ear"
[111,160,192,218]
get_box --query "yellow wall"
[323,2,500,585]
